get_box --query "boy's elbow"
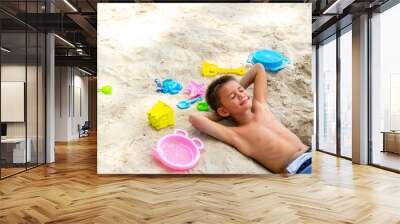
[188,113,196,124]
[255,63,267,79]
[188,113,195,124]
[254,63,265,71]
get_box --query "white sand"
[97,3,312,174]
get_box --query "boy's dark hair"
[206,75,236,111]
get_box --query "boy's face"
[217,80,251,117]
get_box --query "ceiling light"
[54,34,75,48]
[1,47,11,53]
[63,0,78,12]
[76,48,84,55]
[78,67,92,76]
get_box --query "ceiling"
[0,0,394,75]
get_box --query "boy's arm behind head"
[240,63,268,104]
[204,112,224,122]
[239,64,258,89]
[189,113,235,145]
[252,63,268,104]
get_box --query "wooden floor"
[1,167,26,178]
[1,135,400,223]
[1,163,44,178]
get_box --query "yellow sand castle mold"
[147,100,174,130]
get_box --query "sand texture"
[97,3,312,174]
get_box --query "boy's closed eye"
[229,87,245,99]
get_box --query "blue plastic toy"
[177,96,204,109]
[247,49,291,73]
[154,78,183,94]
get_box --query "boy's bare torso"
[230,101,309,173]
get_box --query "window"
[317,36,337,154]
[370,3,400,171]
[339,28,352,158]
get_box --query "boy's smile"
[239,96,250,106]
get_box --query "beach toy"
[97,85,113,95]
[202,61,246,77]
[247,49,291,73]
[155,79,163,92]
[196,101,209,111]
[177,96,203,109]
[147,100,174,130]
[184,81,206,99]
[152,129,204,171]
[162,79,182,94]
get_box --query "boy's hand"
[239,63,267,105]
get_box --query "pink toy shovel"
[152,129,204,171]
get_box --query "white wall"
[55,66,70,141]
[55,67,89,141]
[73,73,89,137]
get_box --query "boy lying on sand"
[189,63,311,174]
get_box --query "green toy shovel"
[97,85,113,95]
